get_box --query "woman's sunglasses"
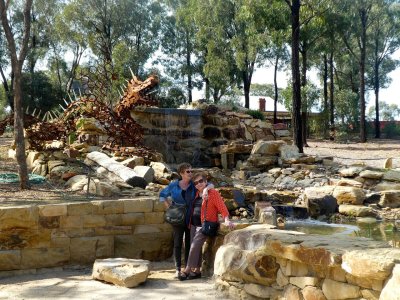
[193,179,204,186]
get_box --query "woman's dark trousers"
[172,225,190,271]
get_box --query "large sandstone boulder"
[303,186,337,217]
[92,258,150,288]
[333,186,366,205]
[338,205,377,217]
[379,190,400,208]
[251,140,286,155]
[86,151,147,188]
[380,264,400,300]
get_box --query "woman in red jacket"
[180,172,234,280]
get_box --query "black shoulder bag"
[164,202,186,226]
[201,196,219,237]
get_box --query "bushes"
[246,109,265,120]
[382,122,400,138]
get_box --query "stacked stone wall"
[214,225,400,300]
[130,106,284,167]
[0,197,172,274]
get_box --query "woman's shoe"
[188,272,201,280]
[178,271,189,281]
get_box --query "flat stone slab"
[92,258,150,288]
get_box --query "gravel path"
[304,139,400,168]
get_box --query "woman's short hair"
[192,172,206,181]
[177,163,192,174]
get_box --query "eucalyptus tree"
[0,29,12,110]
[283,0,303,152]
[0,0,33,189]
[55,1,88,93]
[193,0,270,109]
[159,0,202,103]
[368,1,400,138]
[337,0,378,142]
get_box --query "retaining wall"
[0,197,172,273]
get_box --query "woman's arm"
[159,184,173,208]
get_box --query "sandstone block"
[153,199,167,212]
[133,166,155,184]
[121,213,145,225]
[251,140,286,155]
[133,224,172,234]
[243,283,277,299]
[333,186,366,205]
[26,151,40,169]
[39,216,60,229]
[95,226,132,236]
[380,264,400,300]
[361,289,380,300]
[67,202,93,216]
[83,215,106,228]
[276,268,289,287]
[70,236,113,264]
[284,284,302,300]
[20,248,69,269]
[379,190,400,208]
[338,205,377,217]
[92,258,150,288]
[121,156,144,169]
[95,182,120,197]
[339,167,364,177]
[290,276,320,289]
[92,200,124,215]
[114,232,172,261]
[123,198,154,213]
[375,181,400,191]
[342,249,400,281]
[326,266,346,282]
[144,212,164,224]
[284,261,309,277]
[60,215,83,228]
[383,170,400,182]
[336,178,363,188]
[38,204,67,217]
[322,279,361,300]
[302,286,327,300]
[359,170,383,179]
[0,206,39,231]
[0,250,21,270]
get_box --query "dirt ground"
[0,260,222,300]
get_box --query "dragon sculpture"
[0,74,159,158]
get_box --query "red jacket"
[200,189,229,223]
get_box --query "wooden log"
[86,151,147,188]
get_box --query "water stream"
[282,218,400,247]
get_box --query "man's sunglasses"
[185,170,192,174]
[193,179,205,186]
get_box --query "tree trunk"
[243,70,250,109]
[301,49,308,147]
[329,51,334,128]
[13,68,30,189]
[204,77,210,102]
[323,54,328,137]
[0,0,33,189]
[186,31,192,104]
[289,0,303,153]
[374,57,381,139]
[273,54,279,124]
[359,8,367,143]
[0,64,13,111]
